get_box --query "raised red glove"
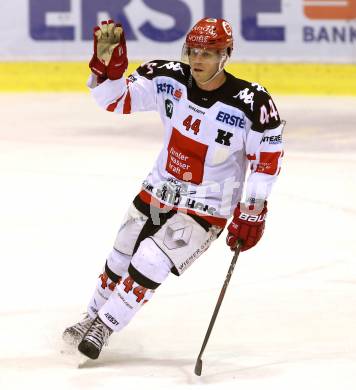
[226,201,268,252]
[106,24,128,80]
[89,22,107,81]
[89,20,128,82]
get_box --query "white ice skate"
[62,313,95,346]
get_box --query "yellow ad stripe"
[0,62,355,95]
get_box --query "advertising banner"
[0,0,355,62]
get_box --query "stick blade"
[194,357,203,376]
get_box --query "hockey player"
[63,18,284,360]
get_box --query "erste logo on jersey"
[216,110,245,128]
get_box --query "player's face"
[188,48,221,85]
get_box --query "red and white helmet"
[182,18,234,84]
[185,17,233,54]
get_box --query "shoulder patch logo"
[144,62,158,74]
[233,88,255,110]
[251,82,269,94]
[158,61,185,76]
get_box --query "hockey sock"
[98,271,155,332]
[87,250,131,318]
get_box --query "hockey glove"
[226,201,268,252]
[89,20,128,81]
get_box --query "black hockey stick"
[194,241,243,376]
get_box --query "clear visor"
[181,44,228,65]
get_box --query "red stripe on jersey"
[138,190,227,228]
[256,151,281,175]
[166,128,208,185]
[123,89,131,114]
[106,91,126,112]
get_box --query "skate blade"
[63,349,91,368]
[60,339,79,356]
[60,342,90,367]
[77,354,90,368]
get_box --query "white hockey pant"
[87,202,220,332]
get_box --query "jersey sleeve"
[244,86,284,203]
[87,61,159,114]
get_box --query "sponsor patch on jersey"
[174,88,182,101]
[215,129,234,146]
[165,99,174,118]
[216,110,245,128]
[157,82,175,95]
[157,83,182,102]
[166,127,208,185]
[189,104,205,115]
[256,151,282,175]
[260,134,282,144]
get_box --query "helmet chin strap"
[192,53,229,86]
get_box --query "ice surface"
[0,94,356,389]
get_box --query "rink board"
[1,62,355,95]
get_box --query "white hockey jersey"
[89,60,284,228]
